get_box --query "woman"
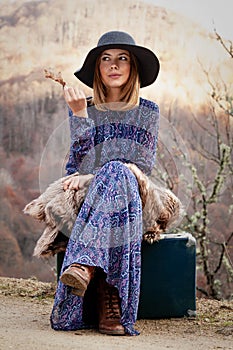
[50,30,160,336]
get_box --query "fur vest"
[23,163,183,258]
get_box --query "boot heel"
[60,263,95,297]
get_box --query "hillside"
[0,0,231,105]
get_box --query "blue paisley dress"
[50,97,159,335]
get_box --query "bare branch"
[214,28,233,58]
[196,286,209,297]
[211,232,233,274]
[214,243,226,274]
[208,144,231,203]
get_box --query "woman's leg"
[50,161,143,335]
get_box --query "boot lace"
[105,286,121,319]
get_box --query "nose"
[110,61,119,70]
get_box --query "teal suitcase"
[57,232,196,319]
[137,232,196,319]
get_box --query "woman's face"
[99,49,131,91]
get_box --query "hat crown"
[97,31,136,47]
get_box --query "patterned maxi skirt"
[50,160,143,335]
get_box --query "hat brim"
[74,43,160,88]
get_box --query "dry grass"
[0,276,55,298]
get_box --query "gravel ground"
[0,277,232,350]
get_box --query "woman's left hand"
[63,86,87,117]
[63,174,94,191]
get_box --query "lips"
[108,74,121,79]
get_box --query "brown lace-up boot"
[97,278,125,335]
[60,263,95,297]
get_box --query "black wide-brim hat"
[74,31,160,88]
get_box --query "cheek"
[124,65,131,81]
[99,65,104,78]
[98,66,105,84]
[99,62,108,75]
[122,62,131,75]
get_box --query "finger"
[72,179,80,190]
[63,183,68,190]
[64,86,78,102]
[77,89,87,104]
[63,85,72,96]
[76,89,86,99]
[69,87,79,100]
[68,178,80,190]
[63,86,72,103]
[63,178,71,190]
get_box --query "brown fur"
[126,163,183,244]
[23,172,91,257]
[23,164,183,257]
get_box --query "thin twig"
[44,69,66,87]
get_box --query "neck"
[105,88,121,103]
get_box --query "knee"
[101,160,128,173]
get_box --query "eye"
[101,56,110,61]
[119,55,128,61]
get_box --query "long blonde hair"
[93,52,140,110]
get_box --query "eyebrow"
[101,51,130,57]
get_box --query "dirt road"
[0,277,232,350]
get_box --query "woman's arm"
[136,99,160,175]
[147,102,160,172]
[64,86,96,175]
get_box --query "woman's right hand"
[63,86,87,117]
[63,174,94,191]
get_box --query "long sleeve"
[138,98,160,174]
[65,109,96,175]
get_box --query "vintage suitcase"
[137,232,196,319]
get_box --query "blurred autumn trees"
[156,32,233,299]
[0,85,65,281]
